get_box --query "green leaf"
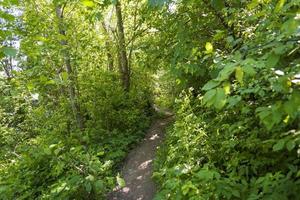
[85,182,92,192]
[273,139,286,151]
[286,140,296,151]
[196,169,215,180]
[243,65,256,76]
[275,0,286,13]
[235,66,244,84]
[211,0,225,10]
[0,11,15,21]
[214,88,226,109]
[181,181,197,195]
[82,0,95,7]
[248,0,259,9]
[116,174,126,188]
[27,82,34,91]
[205,42,213,54]
[227,95,241,108]
[266,53,280,68]
[2,47,17,57]
[217,63,237,81]
[223,81,231,95]
[149,0,166,7]
[203,89,217,106]
[61,72,68,81]
[202,80,220,91]
[85,174,95,182]
[203,88,227,109]
[94,180,104,190]
[232,190,240,198]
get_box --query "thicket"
[152,0,300,199]
[0,0,154,199]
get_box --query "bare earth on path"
[107,114,173,200]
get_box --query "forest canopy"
[1,0,300,199]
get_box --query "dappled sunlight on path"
[107,114,173,200]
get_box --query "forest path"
[107,110,173,200]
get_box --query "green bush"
[0,70,152,199]
[153,1,300,199]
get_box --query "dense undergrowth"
[0,0,159,199]
[153,0,300,199]
[0,70,153,199]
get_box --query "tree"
[115,0,130,91]
[55,3,84,130]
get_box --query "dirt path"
[107,114,173,200]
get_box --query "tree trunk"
[115,0,130,92]
[102,22,114,71]
[55,5,84,130]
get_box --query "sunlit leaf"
[235,66,244,84]
[275,0,286,13]
[116,174,126,188]
[214,88,226,109]
[82,0,95,7]
[223,81,231,95]
[205,42,213,54]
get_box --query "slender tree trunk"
[115,0,130,92]
[102,22,114,71]
[55,5,84,130]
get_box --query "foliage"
[153,0,300,199]
[1,0,300,199]
[0,0,153,199]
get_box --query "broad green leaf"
[256,107,274,130]
[94,180,104,190]
[266,53,280,68]
[85,182,92,192]
[248,0,259,9]
[205,42,213,54]
[273,139,286,151]
[227,95,241,108]
[217,63,237,81]
[286,140,296,151]
[203,89,217,106]
[202,80,220,90]
[223,81,231,95]
[2,47,17,57]
[281,18,300,36]
[214,88,226,109]
[82,0,95,7]
[232,190,240,198]
[275,0,286,13]
[0,11,15,21]
[61,72,68,81]
[243,65,256,76]
[116,174,126,188]
[85,174,95,182]
[235,66,244,84]
[27,82,34,91]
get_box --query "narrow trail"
[107,113,173,200]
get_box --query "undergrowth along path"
[107,112,173,200]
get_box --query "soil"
[107,112,173,200]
